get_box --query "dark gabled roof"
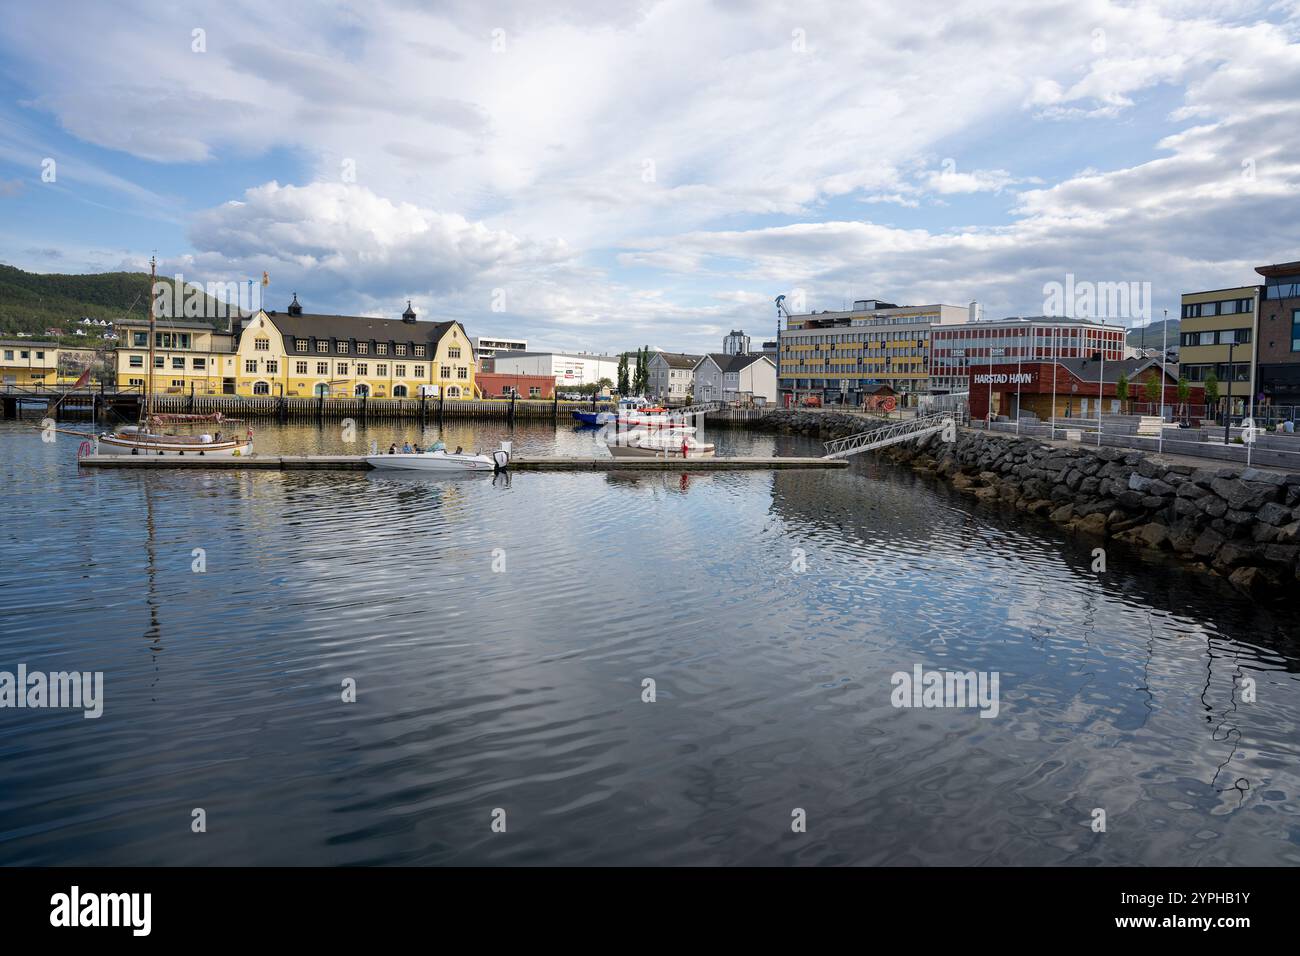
[655,351,703,369]
[1058,356,1176,385]
[259,311,461,349]
[701,352,771,373]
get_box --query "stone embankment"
[754,410,1300,595]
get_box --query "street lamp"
[1223,338,1236,446]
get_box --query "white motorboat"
[606,431,715,459]
[366,442,511,473]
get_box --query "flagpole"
[1050,326,1058,440]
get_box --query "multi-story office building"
[1178,285,1259,416]
[490,350,628,388]
[931,317,1127,393]
[473,336,527,371]
[1254,261,1300,407]
[778,301,967,405]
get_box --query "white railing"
[822,413,951,459]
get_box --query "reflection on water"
[0,419,1297,866]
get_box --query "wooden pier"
[76,454,846,472]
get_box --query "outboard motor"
[493,441,511,472]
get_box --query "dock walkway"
[76,454,847,472]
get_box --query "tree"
[617,354,630,395]
[1196,374,1216,418]
[1116,372,1129,411]
[634,345,650,395]
[1142,371,1160,406]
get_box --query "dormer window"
[295,339,307,352]
[357,342,368,354]
[337,342,349,354]
[377,343,388,355]
[395,344,407,356]
[316,341,328,353]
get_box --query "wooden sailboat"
[96,257,254,457]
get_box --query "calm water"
[1,417,1298,866]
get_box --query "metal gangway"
[672,401,723,418]
[821,413,952,459]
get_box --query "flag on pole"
[73,367,91,388]
[262,271,270,287]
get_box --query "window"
[133,331,148,346]
[440,365,451,378]
[317,362,328,375]
[171,380,184,388]
[295,339,307,352]
[395,344,407,356]
[317,341,328,353]
[296,361,308,374]
[255,338,269,351]
[457,367,468,379]
[448,346,461,359]
[337,363,348,375]
[392,385,408,398]
[377,363,388,376]
[1199,332,1216,346]
[155,357,165,368]
[356,342,368,354]
[128,378,143,387]
[414,345,425,357]
[1292,310,1300,352]
[337,342,349,354]
[172,357,185,369]
[253,381,269,395]
[193,358,206,369]
[529,387,541,397]
[377,343,388,355]
[356,363,367,375]
[245,360,257,373]
[414,365,424,377]
[266,361,278,374]
[395,364,406,377]
[129,355,143,368]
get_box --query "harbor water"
[1,418,1297,865]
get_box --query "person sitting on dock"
[412,443,423,454]
[388,443,397,454]
[402,441,413,453]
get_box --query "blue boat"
[572,410,616,426]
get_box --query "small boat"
[606,431,715,459]
[366,442,510,473]
[572,409,617,426]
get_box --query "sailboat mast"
[145,255,156,424]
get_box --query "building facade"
[1178,285,1258,416]
[930,317,1127,394]
[115,297,477,398]
[1254,261,1300,408]
[475,372,556,399]
[490,351,626,388]
[0,340,60,387]
[966,358,1199,421]
[113,319,236,395]
[722,330,751,355]
[778,302,967,405]
[646,352,702,402]
[692,353,777,404]
[473,336,528,371]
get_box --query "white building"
[473,336,528,368]
[723,329,751,355]
[490,350,629,388]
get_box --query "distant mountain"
[0,264,231,337]
[1126,318,1179,350]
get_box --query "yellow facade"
[1,340,61,387]
[115,309,478,398]
[114,321,237,395]
[1179,286,1258,406]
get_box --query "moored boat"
[366,442,510,473]
[605,430,715,459]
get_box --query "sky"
[0,0,1298,353]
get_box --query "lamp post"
[1223,338,1236,446]
[1159,308,1167,455]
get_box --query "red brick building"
[476,371,556,399]
[967,358,1202,420]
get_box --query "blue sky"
[1,0,1298,352]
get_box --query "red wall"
[966,363,1204,418]
[477,372,555,399]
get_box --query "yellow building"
[1179,285,1259,415]
[115,297,478,398]
[1,340,60,387]
[114,319,237,395]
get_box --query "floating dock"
[76,454,846,472]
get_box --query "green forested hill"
[0,263,230,336]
